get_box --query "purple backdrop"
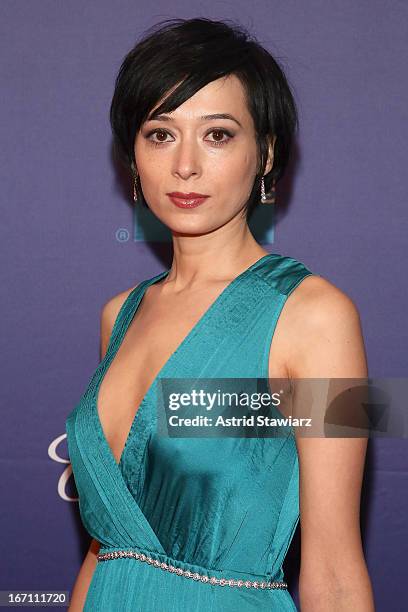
[1,1,407,610]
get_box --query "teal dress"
[66,253,314,611]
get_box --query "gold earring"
[133,173,138,203]
[260,176,276,204]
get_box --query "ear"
[264,135,276,175]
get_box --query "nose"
[172,135,201,180]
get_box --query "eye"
[145,129,173,146]
[205,129,234,146]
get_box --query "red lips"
[167,192,209,209]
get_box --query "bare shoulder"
[282,274,366,379]
[101,284,139,326]
[286,273,360,323]
[99,284,139,359]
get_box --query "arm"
[288,277,375,611]
[68,538,100,611]
[68,287,135,610]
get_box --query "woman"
[66,17,375,611]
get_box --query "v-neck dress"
[65,252,315,611]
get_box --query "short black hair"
[110,17,298,217]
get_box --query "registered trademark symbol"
[115,228,130,242]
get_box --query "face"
[134,74,274,234]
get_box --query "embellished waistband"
[97,548,287,590]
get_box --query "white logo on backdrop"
[48,433,78,502]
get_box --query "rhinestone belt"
[97,549,287,590]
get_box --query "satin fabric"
[66,252,314,611]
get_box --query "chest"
[97,283,291,465]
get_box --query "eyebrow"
[146,112,243,128]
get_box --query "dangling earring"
[133,173,138,203]
[260,176,276,204]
